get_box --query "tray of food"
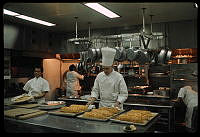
[38,101,66,110]
[11,94,33,104]
[48,104,90,117]
[77,107,125,122]
[110,109,159,126]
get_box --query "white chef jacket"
[91,69,128,109]
[23,77,50,104]
[178,86,198,128]
[66,71,84,95]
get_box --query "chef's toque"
[101,47,116,66]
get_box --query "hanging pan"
[157,49,167,64]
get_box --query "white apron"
[98,76,123,109]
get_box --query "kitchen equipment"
[8,103,39,108]
[95,48,102,61]
[11,94,33,104]
[150,52,158,64]
[88,48,97,62]
[114,47,122,61]
[4,108,47,120]
[165,50,172,63]
[146,92,154,95]
[120,48,127,61]
[110,110,159,126]
[157,49,167,64]
[135,49,149,65]
[77,109,125,122]
[48,110,86,117]
[153,90,168,96]
[126,48,137,61]
[123,125,137,132]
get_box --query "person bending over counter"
[87,47,128,109]
[23,66,50,104]
[172,71,198,132]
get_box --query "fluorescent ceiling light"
[3,9,56,26]
[15,15,56,26]
[84,3,120,18]
[3,9,20,16]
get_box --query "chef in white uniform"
[23,67,50,104]
[172,71,198,131]
[87,47,128,109]
[65,64,84,98]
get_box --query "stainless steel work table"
[4,109,159,133]
[58,97,175,132]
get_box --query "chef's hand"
[114,101,121,108]
[33,92,45,99]
[86,97,96,106]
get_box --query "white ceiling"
[3,2,198,33]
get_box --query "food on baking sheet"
[60,104,88,113]
[11,94,33,103]
[98,107,120,114]
[82,107,120,119]
[14,96,31,102]
[115,109,154,123]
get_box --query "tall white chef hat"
[101,47,116,66]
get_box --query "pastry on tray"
[81,107,119,119]
[60,104,88,113]
[115,109,154,123]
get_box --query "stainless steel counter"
[57,97,175,132]
[4,106,159,133]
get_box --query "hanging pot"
[157,49,167,64]
[114,47,122,61]
[119,48,127,61]
[77,62,81,72]
[96,48,102,61]
[88,48,97,61]
[151,52,158,64]
[126,48,138,61]
[165,50,172,63]
[135,49,148,65]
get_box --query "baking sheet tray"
[38,104,66,110]
[110,112,159,126]
[7,103,39,108]
[48,110,88,117]
[4,108,47,120]
[77,110,125,122]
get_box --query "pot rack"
[67,17,92,48]
[67,10,166,61]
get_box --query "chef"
[65,64,84,98]
[172,70,198,132]
[87,47,128,109]
[23,67,50,104]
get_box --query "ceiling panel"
[3,2,197,33]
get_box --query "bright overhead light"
[194,3,198,8]
[3,9,56,26]
[15,15,56,26]
[84,3,120,18]
[3,9,20,16]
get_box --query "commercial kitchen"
[4,2,198,133]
